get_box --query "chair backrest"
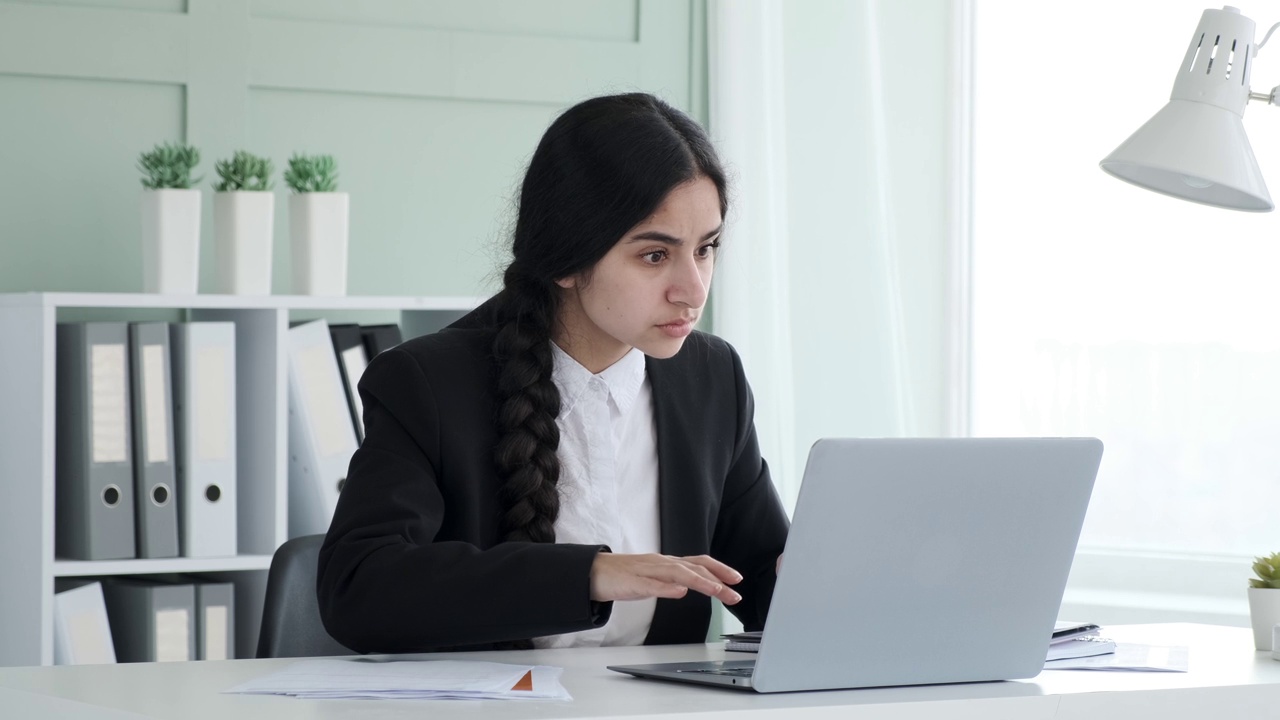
[256,534,354,658]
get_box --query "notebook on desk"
[608,437,1103,693]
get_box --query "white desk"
[1,624,1277,719]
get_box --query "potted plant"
[1248,551,1280,650]
[284,153,349,296]
[213,150,275,295]
[138,142,202,294]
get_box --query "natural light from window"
[973,0,1280,557]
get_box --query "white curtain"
[707,0,800,510]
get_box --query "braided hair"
[490,93,728,543]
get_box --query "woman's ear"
[554,275,577,290]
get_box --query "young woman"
[317,92,790,653]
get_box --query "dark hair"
[492,93,728,543]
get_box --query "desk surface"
[1,624,1277,719]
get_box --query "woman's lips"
[658,319,694,338]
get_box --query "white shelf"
[0,292,476,666]
[0,291,484,311]
[54,555,275,577]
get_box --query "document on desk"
[1043,643,1189,672]
[223,658,572,700]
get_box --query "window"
[972,0,1280,582]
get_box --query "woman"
[317,93,790,653]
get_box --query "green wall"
[0,0,705,297]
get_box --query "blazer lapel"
[642,353,713,644]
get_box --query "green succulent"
[213,150,274,192]
[137,142,202,189]
[283,153,339,193]
[1250,551,1280,589]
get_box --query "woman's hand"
[590,553,743,605]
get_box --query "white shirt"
[531,343,661,648]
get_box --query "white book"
[287,320,359,537]
[170,322,238,557]
[53,582,117,665]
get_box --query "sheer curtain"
[709,0,963,514]
[708,0,800,509]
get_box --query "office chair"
[256,534,354,658]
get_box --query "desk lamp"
[1100,6,1280,211]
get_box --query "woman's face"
[555,175,723,373]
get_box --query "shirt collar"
[550,343,646,415]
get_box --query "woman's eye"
[642,250,667,264]
[697,240,721,258]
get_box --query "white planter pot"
[140,188,201,294]
[289,192,349,296]
[1248,586,1280,650]
[214,191,275,295]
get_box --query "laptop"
[608,437,1103,693]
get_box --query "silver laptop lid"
[752,437,1101,693]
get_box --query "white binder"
[287,320,359,537]
[53,582,116,665]
[170,322,238,557]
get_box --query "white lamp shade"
[1100,98,1273,212]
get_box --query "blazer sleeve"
[316,347,610,653]
[710,344,790,631]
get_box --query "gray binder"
[128,323,180,559]
[170,322,238,558]
[287,320,359,537]
[194,582,235,661]
[100,579,195,663]
[55,322,137,560]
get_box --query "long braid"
[492,272,563,543]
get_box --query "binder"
[286,320,359,537]
[55,322,137,560]
[101,579,195,663]
[328,323,369,442]
[170,322,238,557]
[127,322,180,559]
[360,323,403,360]
[194,582,235,661]
[53,582,117,665]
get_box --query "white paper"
[154,608,190,663]
[141,345,170,464]
[194,345,231,462]
[297,344,351,457]
[205,605,228,661]
[90,344,128,464]
[340,346,368,434]
[224,659,572,701]
[1042,642,1189,672]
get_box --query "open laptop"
[608,437,1103,693]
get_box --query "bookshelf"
[0,292,478,667]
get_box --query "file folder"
[55,322,137,560]
[360,323,403,360]
[53,582,117,665]
[287,320,359,537]
[194,582,235,661]
[128,322,180,559]
[101,579,195,663]
[328,324,368,442]
[170,322,238,557]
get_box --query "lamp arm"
[1247,87,1279,106]
[1258,21,1280,51]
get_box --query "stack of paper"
[224,659,572,701]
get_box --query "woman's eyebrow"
[626,224,724,245]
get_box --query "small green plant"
[1250,552,1280,589]
[137,142,201,189]
[213,150,274,192]
[283,154,339,193]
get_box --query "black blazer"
[317,311,790,654]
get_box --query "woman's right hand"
[589,553,743,605]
